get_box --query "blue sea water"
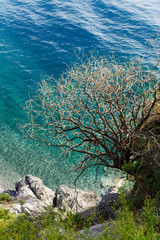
[0,0,160,193]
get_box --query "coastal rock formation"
[0,175,101,216]
[55,185,100,214]
[0,174,134,239]
[79,193,119,223]
[0,174,121,224]
[25,175,55,205]
[2,175,55,216]
[97,193,119,218]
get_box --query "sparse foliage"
[20,48,160,196]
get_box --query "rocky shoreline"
[0,174,132,238]
[0,174,119,219]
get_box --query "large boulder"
[15,178,35,198]
[79,193,119,222]
[55,185,100,214]
[97,193,119,219]
[25,175,55,206]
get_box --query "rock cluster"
[0,175,100,217]
[55,185,100,214]
[0,174,123,238]
[2,175,55,216]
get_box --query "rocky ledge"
[0,175,102,217]
[0,174,120,222]
[0,174,122,238]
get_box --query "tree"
[20,52,160,200]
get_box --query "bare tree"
[20,52,160,198]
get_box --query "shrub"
[0,192,11,204]
[100,193,160,240]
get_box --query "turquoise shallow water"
[0,0,160,193]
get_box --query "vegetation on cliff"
[0,192,159,239]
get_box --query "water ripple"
[0,0,159,191]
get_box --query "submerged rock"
[100,168,133,195]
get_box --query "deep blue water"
[0,0,160,192]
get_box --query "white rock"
[101,168,131,194]
[25,175,55,205]
[8,203,23,215]
[21,197,44,216]
[55,185,100,214]
[15,178,35,198]
[2,175,55,216]
[108,178,126,193]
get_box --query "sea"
[0,0,160,194]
